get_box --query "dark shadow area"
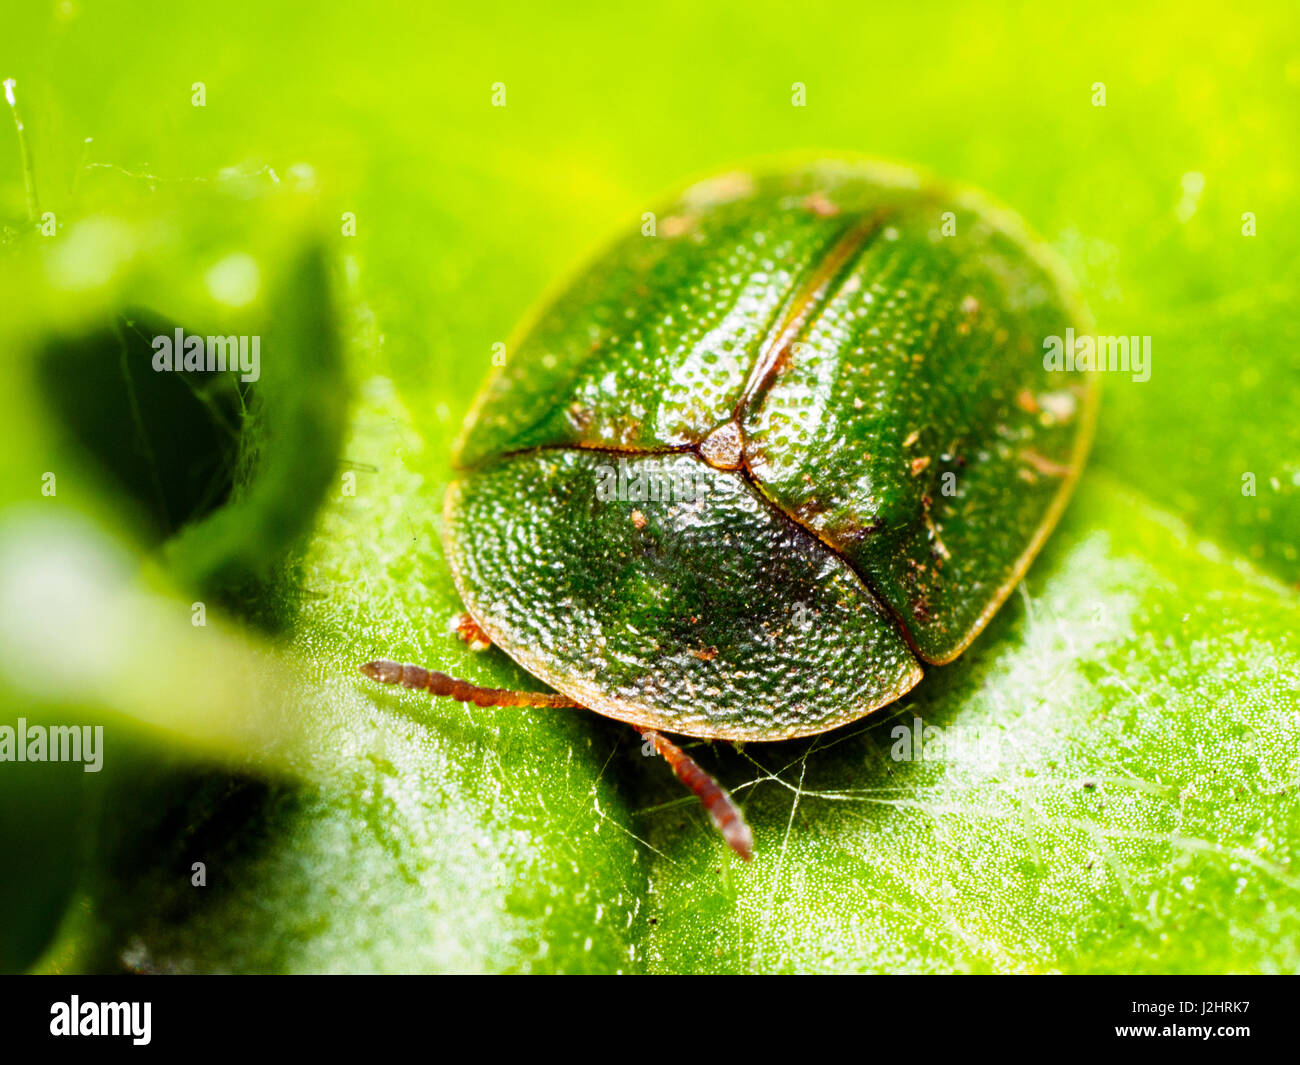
[37,309,253,545]
[80,754,290,974]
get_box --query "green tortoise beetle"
[363,157,1097,861]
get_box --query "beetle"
[363,157,1097,861]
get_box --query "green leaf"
[3,0,1297,973]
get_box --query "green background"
[0,0,1296,972]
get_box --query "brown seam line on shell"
[728,462,929,667]
[732,207,896,419]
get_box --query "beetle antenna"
[642,730,753,861]
[360,659,582,708]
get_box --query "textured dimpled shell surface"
[444,159,1096,741]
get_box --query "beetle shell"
[444,158,1096,741]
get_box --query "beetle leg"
[450,612,493,651]
[360,660,582,708]
[641,730,753,861]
